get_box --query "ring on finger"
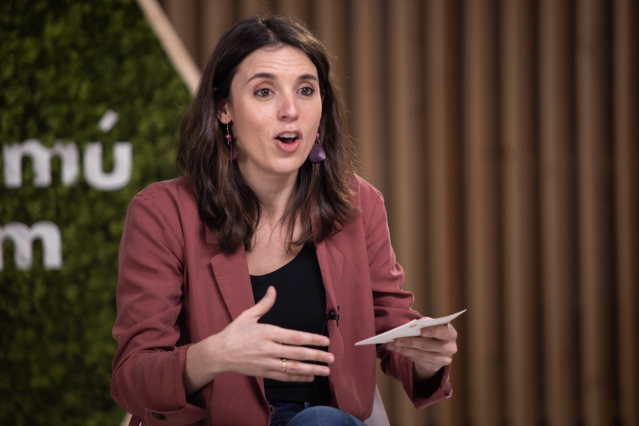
[282,359,287,373]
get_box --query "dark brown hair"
[176,15,357,254]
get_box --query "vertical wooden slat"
[426,1,466,425]
[350,0,393,412]
[275,0,310,26]
[388,1,427,425]
[311,0,349,112]
[614,1,639,425]
[576,1,616,425]
[463,1,503,425]
[351,0,386,200]
[161,0,199,69]
[501,0,541,425]
[538,1,580,425]
[198,0,235,70]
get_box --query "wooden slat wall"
[157,1,639,425]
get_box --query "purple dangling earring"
[309,131,326,162]
[226,124,238,161]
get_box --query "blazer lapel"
[206,228,267,398]
[315,238,347,409]
[315,238,344,311]
[207,228,255,321]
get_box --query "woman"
[111,15,457,426]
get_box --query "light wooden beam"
[136,0,201,95]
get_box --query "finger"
[271,359,331,377]
[268,326,330,347]
[420,323,458,340]
[275,344,335,364]
[242,286,276,320]
[265,372,315,382]
[391,337,457,356]
[387,346,453,367]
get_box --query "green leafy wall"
[0,1,191,424]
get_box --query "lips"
[276,131,299,144]
[274,131,302,153]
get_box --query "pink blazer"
[111,175,452,426]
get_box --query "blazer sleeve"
[364,188,453,409]
[111,191,207,425]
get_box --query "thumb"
[246,286,276,320]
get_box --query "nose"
[277,92,299,122]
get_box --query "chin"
[269,156,308,176]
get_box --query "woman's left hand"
[386,322,458,382]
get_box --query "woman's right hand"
[183,286,334,396]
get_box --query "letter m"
[3,139,79,187]
[0,222,62,271]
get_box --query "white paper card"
[354,309,467,346]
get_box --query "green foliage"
[0,1,191,424]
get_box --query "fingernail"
[322,367,330,375]
[267,286,274,295]
[306,376,314,382]
[325,354,334,363]
[387,344,395,350]
[423,329,431,337]
[320,338,330,346]
[394,340,404,347]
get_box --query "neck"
[240,167,298,225]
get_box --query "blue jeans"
[269,402,366,426]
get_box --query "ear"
[217,100,232,124]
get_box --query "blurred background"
[1,1,637,426]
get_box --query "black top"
[250,243,332,406]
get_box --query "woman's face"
[218,45,322,183]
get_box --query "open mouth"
[276,132,299,144]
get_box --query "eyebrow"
[247,72,319,83]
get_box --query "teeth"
[279,132,297,138]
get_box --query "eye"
[255,88,272,97]
[299,87,315,96]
